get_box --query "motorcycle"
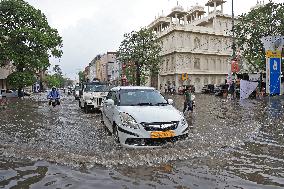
[49,98,60,107]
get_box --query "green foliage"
[117,28,162,86]
[78,71,85,83]
[234,1,284,72]
[44,65,65,88]
[0,0,63,88]
[44,74,61,88]
[7,71,36,88]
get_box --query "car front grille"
[141,121,179,131]
[97,98,103,106]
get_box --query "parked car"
[0,89,18,98]
[214,84,229,96]
[101,86,189,148]
[79,81,109,113]
[201,84,215,94]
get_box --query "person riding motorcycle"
[47,87,60,106]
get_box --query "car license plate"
[151,130,175,138]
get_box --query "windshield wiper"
[137,102,153,106]
[155,102,168,106]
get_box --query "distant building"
[148,0,234,92]
[89,52,120,84]
[105,52,120,84]
[84,65,91,82]
[0,62,14,90]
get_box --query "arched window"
[194,37,200,49]
[194,58,200,70]
[204,77,209,85]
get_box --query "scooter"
[49,98,60,107]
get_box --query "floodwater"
[0,93,283,189]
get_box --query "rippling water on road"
[0,93,283,188]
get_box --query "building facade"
[91,52,120,84]
[0,62,14,90]
[148,0,233,92]
[105,52,120,84]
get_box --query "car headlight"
[119,112,139,129]
[180,118,187,127]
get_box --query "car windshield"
[119,89,168,106]
[85,85,108,92]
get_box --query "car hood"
[118,105,183,123]
[84,92,108,98]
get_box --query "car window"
[84,84,108,92]
[119,89,167,106]
[111,92,118,105]
[106,91,112,99]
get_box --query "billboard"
[269,58,281,95]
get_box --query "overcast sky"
[25,0,282,80]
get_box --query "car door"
[103,91,114,123]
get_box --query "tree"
[44,65,65,88]
[78,71,85,83]
[234,1,284,72]
[117,28,162,86]
[44,65,72,88]
[44,74,61,88]
[0,0,63,94]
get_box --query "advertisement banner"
[240,80,259,100]
[269,58,281,95]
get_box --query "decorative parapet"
[148,16,171,30]
[156,24,231,38]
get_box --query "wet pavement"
[0,93,284,188]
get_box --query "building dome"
[189,4,205,14]
[171,5,184,12]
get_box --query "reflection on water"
[0,94,284,188]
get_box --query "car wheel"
[113,124,120,143]
[100,112,104,124]
[84,104,89,113]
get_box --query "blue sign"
[270,58,281,95]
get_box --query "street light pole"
[232,0,236,58]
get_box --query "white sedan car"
[101,86,189,148]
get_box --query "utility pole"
[232,0,236,58]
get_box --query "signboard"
[269,58,281,95]
[262,36,284,95]
[231,60,240,73]
[266,50,281,58]
[181,73,189,81]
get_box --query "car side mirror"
[105,99,114,106]
[167,99,174,105]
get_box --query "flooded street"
[0,93,284,189]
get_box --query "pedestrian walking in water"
[183,88,193,113]
[228,81,235,100]
[168,84,172,94]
